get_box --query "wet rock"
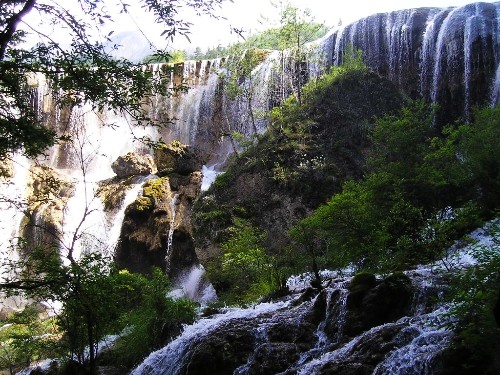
[343,273,413,337]
[111,152,156,178]
[184,320,256,375]
[97,176,137,212]
[266,321,317,351]
[116,173,202,279]
[154,141,202,176]
[245,343,300,374]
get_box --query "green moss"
[155,139,187,155]
[135,196,154,211]
[142,177,168,201]
[349,272,377,294]
[125,177,168,216]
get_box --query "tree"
[0,0,228,158]
[268,0,326,104]
[290,102,500,272]
[219,46,270,137]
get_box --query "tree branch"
[0,0,37,60]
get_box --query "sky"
[121,0,498,51]
[22,0,498,56]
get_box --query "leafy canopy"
[0,0,227,158]
[291,103,500,271]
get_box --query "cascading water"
[106,175,156,250]
[165,192,179,272]
[0,155,31,310]
[0,1,499,366]
[130,301,290,375]
[168,265,217,305]
[131,220,499,375]
[310,2,500,123]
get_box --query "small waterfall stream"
[165,192,179,272]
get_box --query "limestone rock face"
[111,152,156,178]
[21,165,75,251]
[116,172,202,279]
[153,141,202,176]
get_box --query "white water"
[165,193,179,271]
[131,301,290,375]
[168,265,217,305]
[0,155,31,311]
[131,219,499,375]
[0,155,30,259]
[106,176,156,250]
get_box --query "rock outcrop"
[154,140,202,176]
[116,143,202,279]
[20,165,75,251]
[111,152,156,178]
[132,270,466,375]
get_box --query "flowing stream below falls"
[131,220,499,375]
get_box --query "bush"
[446,220,500,373]
[108,268,197,370]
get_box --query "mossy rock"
[383,272,411,287]
[349,272,377,294]
[125,177,169,216]
[97,176,135,211]
[142,177,168,202]
[154,140,202,176]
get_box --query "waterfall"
[372,307,453,375]
[131,267,454,375]
[130,301,290,375]
[106,176,155,250]
[313,2,500,123]
[0,155,31,310]
[165,192,179,272]
[130,219,499,375]
[168,265,217,305]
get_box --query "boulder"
[342,272,413,337]
[154,141,202,176]
[184,320,256,375]
[111,152,156,178]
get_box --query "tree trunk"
[0,0,37,60]
[86,314,97,375]
[494,287,500,327]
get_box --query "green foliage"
[291,103,500,272]
[0,306,59,374]
[188,23,328,60]
[447,221,500,372]
[110,268,197,369]
[143,50,186,64]
[207,218,275,304]
[3,245,197,372]
[211,171,233,191]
